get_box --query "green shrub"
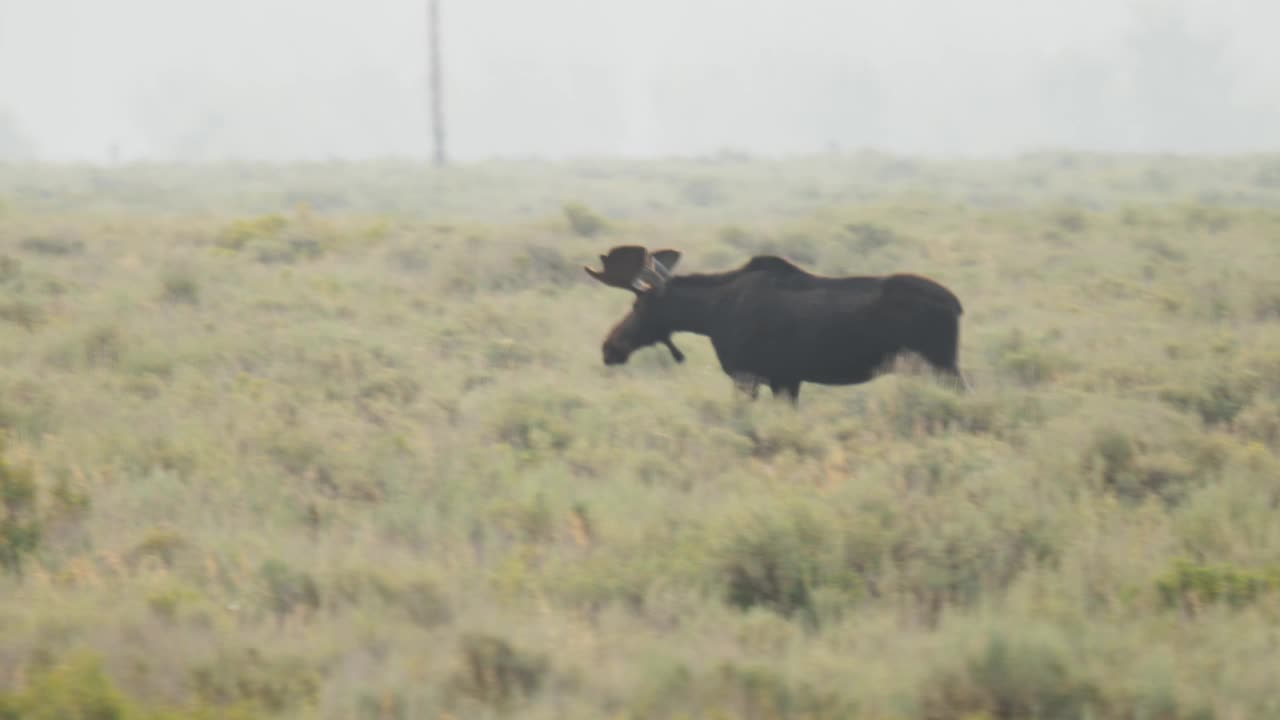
[264,424,328,480]
[45,322,135,371]
[1155,559,1280,614]
[357,372,422,406]
[448,633,549,710]
[514,243,578,288]
[20,234,85,256]
[0,254,20,281]
[0,379,57,437]
[875,376,1034,438]
[215,213,332,263]
[492,491,556,545]
[40,472,92,554]
[216,214,287,252]
[160,265,200,305]
[0,651,262,720]
[190,648,319,715]
[1083,426,1206,505]
[1181,203,1232,233]
[721,523,819,621]
[894,507,1058,627]
[629,660,857,720]
[898,436,1008,494]
[1234,399,1280,447]
[919,629,1100,720]
[0,652,121,719]
[325,563,455,625]
[0,299,45,330]
[988,329,1074,386]
[546,526,699,612]
[485,337,536,369]
[325,566,452,627]
[1160,370,1260,426]
[258,559,320,624]
[489,389,584,456]
[0,651,131,720]
[256,236,325,264]
[840,221,900,252]
[1136,235,1188,262]
[562,202,608,238]
[353,690,412,720]
[714,501,852,623]
[728,411,826,460]
[711,470,1056,628]
[1251,287,1280,321]
[397,578,453,628]
[146,581,206,623]
[0,436,40,577]
[385,240,432,273]
[127,526,192,571]
[83,324,125,369]
[718,224,755,249]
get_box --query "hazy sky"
[2,0,1279,162]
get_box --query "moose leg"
[661,336,686,363]
[908,312,968,392]
[769,379,801,405]
[732,372,761,400]
[939,366,971,392]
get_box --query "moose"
[584,245,968,403]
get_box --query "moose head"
[584,245,685,366]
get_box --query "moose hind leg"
[910,312,967,392]
[938,366,970,392]
[770,379,801,405]
[732,372,761,400]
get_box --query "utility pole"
[427,0,447,166]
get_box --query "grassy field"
[2,152,1280,718]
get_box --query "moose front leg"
[661,336,685,363]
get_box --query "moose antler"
[584,246,681,293]
[584,245,648,290]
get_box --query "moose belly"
[728,320,895,386]
[808,323,902,384]
[795,347,888,385]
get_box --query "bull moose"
[584,245,968,403]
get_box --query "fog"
[2,0,1279,163]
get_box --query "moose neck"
[656,275,726,337]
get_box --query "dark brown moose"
[584,245,968,403]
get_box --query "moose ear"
[652,249,681,273]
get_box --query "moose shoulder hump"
[740,255,810,276]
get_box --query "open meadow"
[3,152,1280,718]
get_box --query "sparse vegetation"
[562,201,608,238]
[0,436,40,577]
[1,154,1279,717]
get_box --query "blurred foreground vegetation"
[2,153,1280,718]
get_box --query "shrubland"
[1,152,1280,718]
